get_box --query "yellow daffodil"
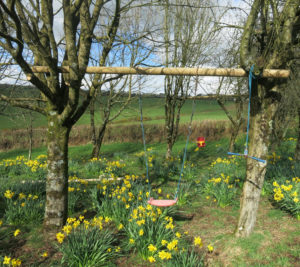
[11,258,21,267]
[148,256,156,263]
[194,236,203,247]
[161,240,168,246]
[158,250,172,260]
[63,225,72,235]
[167,239,178,251]
[14,229,20,237]
[148,244,157,252]
[3,256,11,265]
[4,190,14,199]
[207,244,214,252]
[56,232,65,243]
[18,193,26,199]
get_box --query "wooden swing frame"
[29,66,290,78]
[28,66,289,207]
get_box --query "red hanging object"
[197,137,206,148]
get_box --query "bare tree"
[215,77,247,151]
[213,30,248,152]
[0,0,129,232]
[236,0,300,237]
[90,76,133,158]
[161,0,220,159]
[89,9,153,158]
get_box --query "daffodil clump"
[124,204,173,258]
[144,234,206,265]
[204,172,239,208]
[87,157,126,178]
[92,174,150,223]
[136,147,155,168]
[209,156,245,184]
[272,178,300,218]
[0,155,47,179]
[3,190,44,225]
[120,199,204,265]
[2,256,21,266]
[56,215,119,266]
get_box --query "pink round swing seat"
[147,197,178,207]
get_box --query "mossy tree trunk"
[235,80,279,237]
[236,0,300,237]
[295,108,300,161]
[44,111,70,229]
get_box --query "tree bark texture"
[165,93,184,159]
[91,120,108,159]
[28,113,33,160]
[90,98,97,151]
[295,108,300,161]
[44,111,70,230]
[229,125,240,152]
[236,80,280,237]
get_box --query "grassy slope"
[0,96,235,130]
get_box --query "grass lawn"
[0,135,299,266]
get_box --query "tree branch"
[0,94,47,115]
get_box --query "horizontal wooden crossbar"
[30,66,290,78]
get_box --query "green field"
[0,97,236,130]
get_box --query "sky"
[0,0,249,95]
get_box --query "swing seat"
[147,197,178,207]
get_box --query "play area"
[0,0,299,266]
[0,66,299,266]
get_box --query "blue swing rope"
[244,65,255,155]
[227,65,266,164]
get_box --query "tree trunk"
[295,107,300,161]
[235,81,278,237]
[165,95,175,159]
[43,111,71,231]
[91,121,108,159]
[28,113,33,160]
[166,142,172,159]
[229,125,239,152]
[90,98,97,149]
